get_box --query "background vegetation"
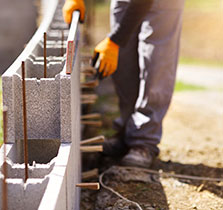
[181,0,223,66]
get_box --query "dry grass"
[181,0,223,65]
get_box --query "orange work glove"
[63,0,85,24]
[94,37,120,77]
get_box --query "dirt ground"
[155,91,223,210]
[81,75,223,209]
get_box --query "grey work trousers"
[110,0,185,155]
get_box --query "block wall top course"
[0,143,71,180]
[2,0,58,78]
[0,159,54,179]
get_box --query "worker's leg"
[102,0,140,157]
[125,1,185,156]
[110,0,140,131]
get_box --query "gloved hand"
[63,0,85,24]
[94,37,119,78]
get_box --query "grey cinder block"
[0,0,81,209]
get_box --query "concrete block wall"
[2,0,62,143]
[0,0,81,209]
[13,73,61,141]
[0,142,73,210]
[0,177,49,210]
[2,1,71,143]
[0,142,56,210]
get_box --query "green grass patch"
[174,81,206,92]
[99,128,116,138]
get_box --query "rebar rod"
[22,61,29,182]
[61,30,64,57]
[2,106,8,210]
[44,32,47,78]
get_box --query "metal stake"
[2,106,8,210]
[61,30,64,57]
[44,32,47,78]
[21,61,29,182]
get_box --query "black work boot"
[102,135,129,157]
[121,147,155,168]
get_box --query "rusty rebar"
[61,30,64,57]
[2,106,8,210]
[44,32,47,78]
[21,61,29,182]
[3,107,8,145]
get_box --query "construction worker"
[63,0,185,168]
